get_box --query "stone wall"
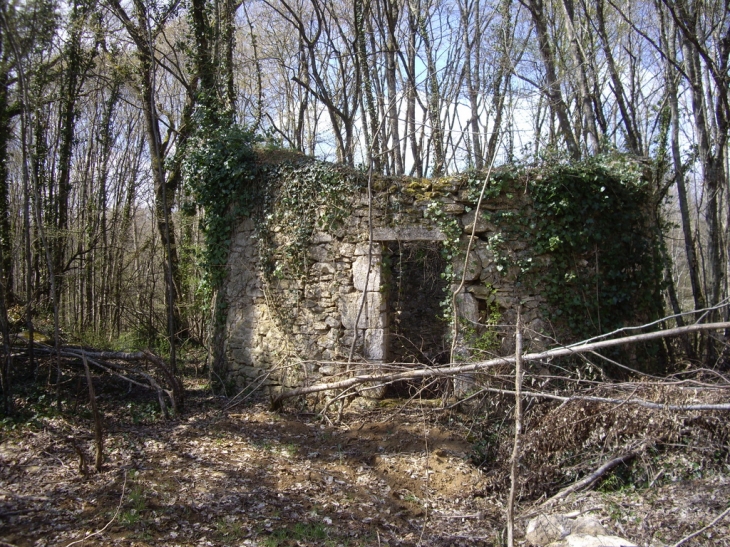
[218,155,661,393]
[220,157,548,393]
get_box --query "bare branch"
[273,322,730,406]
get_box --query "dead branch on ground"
[17,345,183,417]
[539,451,638,507]
[273,322,730,407]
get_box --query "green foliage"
[461,293,501,359]
[125,401,160,425]
[473,155,664,345]
[261,521,329,546]
[120,473,148,527]
[257,162,356,282]
[424,200,461,323]
[183,125,356,334]
[526,155,665,340]
[181,121,257,292]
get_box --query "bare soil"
[1,374,729,546]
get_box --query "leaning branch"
[540,452,638,506]
[26,345,182,416]
[273,322,730,406]
[471,386,730,411]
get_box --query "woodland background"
[1,1,730,545]
[0,0,728,400]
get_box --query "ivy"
[424,200,462,323]
[432,156,665,366]
[181,121,257,293]
[526,156,665,340]
[257,161,357,283]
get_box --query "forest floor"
[1,364,729,547]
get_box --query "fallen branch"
[540,452,638,507]
[29,345,182,417]
[670,504,730,547]
[470,386,730,411]
[62,350,172,418]
[273,322,730,406]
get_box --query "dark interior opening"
[383,241,449,398]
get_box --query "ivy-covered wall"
[217,152,665,393]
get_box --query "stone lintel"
[372,227,446,241]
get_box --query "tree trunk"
[522,0,581,159]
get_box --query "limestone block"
[230,325,254,342]
[571,517,607,536]
[246,285,264,298]
[312,262,336,275]
[442,203,465,214]
[339,292,385,329]
[325,316,342,329]
[243,244,257,258]
[308,245,330,262]
[461,210,495,234]
[529,318,546,337]
[466,284,495,302]
[364,329,387,360]
[241,366,266,379]
[356,360,387,398]
[372,226,446,241]
[319,365,339,376]
[454,251,482,281]
[339,243,355,256]
[312,232,333,243]
[549,535,637,547]
[453,374,477,396]
[455,292,479,323]
[354,243,382,256]
[526,514,570,545]
[232,347,254,366]
[239,217,255,231]
[317,331,338,349]
[352,255,381,291]
[527,515,633,547]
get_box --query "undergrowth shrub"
[474,383,730,500]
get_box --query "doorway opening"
[383,240,449,397]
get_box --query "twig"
[64,469,127,547]
[464,385,730,411]
[431,513,484,519]
[670,504,730,547]
[81,350,104,472]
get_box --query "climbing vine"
[183,139,359,332]
[424,200,462,322]
[181,121,258,293]
[257,161,357,283]
[484,155,666,342]
[528,157,664,339]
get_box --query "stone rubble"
[525,513,639,547]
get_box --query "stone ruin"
[215,153,661,396]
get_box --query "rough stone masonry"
[216,153,660,396]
